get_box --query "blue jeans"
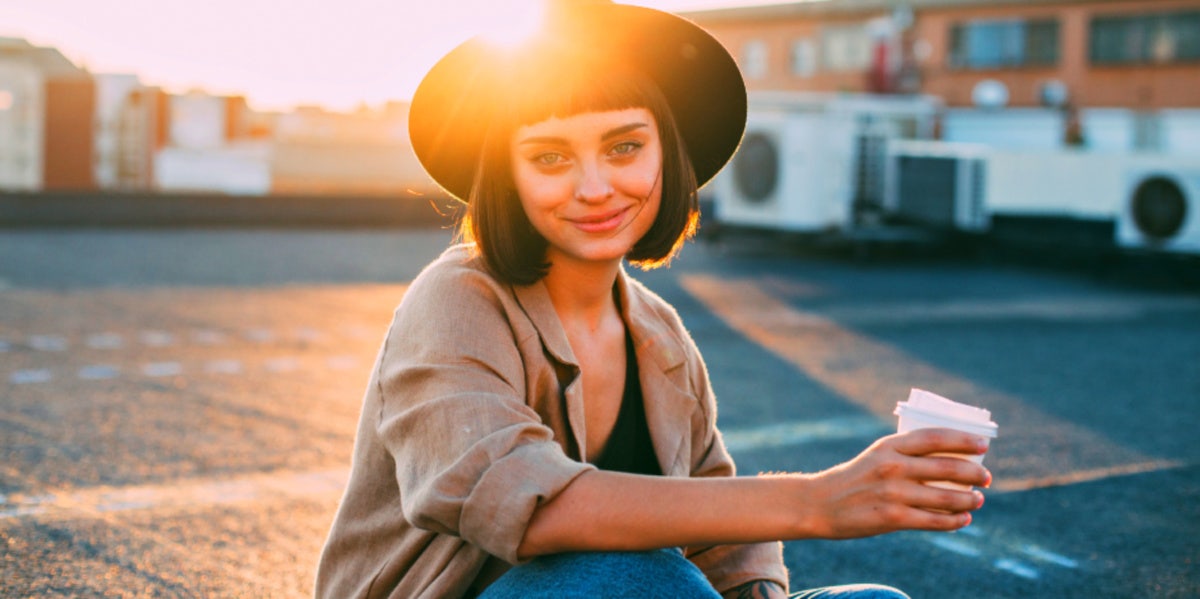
[478,549,909,599]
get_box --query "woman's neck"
[541,256,623,333]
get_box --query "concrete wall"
[0,190,459,229]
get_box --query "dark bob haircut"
[458,67,700,286]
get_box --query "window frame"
[948,17,1061,70]
[1089,10,1200,66]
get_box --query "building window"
[1090,11,1200,65]
[741,39,769,79]
[821,24,872,72]
[949,19,1059,69]
[790,38,817,77]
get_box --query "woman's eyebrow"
[517,122,649,146]
[601,122,648,141]
[517,135,567,146]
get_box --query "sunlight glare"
[479,2,546,48]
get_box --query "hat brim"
[408,3,747,202]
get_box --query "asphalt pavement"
[1,228,1197,598]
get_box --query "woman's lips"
[569,207,629,233]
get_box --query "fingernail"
[984,472,993,488]
[975,491,985,509]
[963,513,973,527]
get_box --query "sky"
[0,0,805,112]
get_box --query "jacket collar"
[512,265,694,474]
[511,266,687,374]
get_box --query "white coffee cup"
[895,388,998,492]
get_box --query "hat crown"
[409,3,747,202]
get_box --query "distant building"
[0,37,96,191]
[115,85,169,190]
[3,35,431,196]
[154,90,271,194]
[270,102,432,195]
[0,42,43,191]
[94,73,143,189]
[685,0,1200,110]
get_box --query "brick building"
[685,0,1200,110]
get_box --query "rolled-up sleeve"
[374,262,594,565]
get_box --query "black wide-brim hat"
[408,2,747,202]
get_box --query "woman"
[315,4,991,598]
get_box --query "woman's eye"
[610,141,642,156]
[533,153,565,166]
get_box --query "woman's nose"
[574,162,613,203]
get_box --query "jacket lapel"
[512,280,590,458]
[514,271,699,476]
[616,269,696,476]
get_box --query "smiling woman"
[313,2,988,598]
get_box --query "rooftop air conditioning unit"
[1117,166,1200,255]
[712,108,857,232]
[882,140,989,232]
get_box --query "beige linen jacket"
[314,244,787,598]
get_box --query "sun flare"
[478,2,547,48]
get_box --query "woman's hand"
[799,427,992,539]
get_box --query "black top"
[592,329,662,476]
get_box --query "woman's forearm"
[517,470,809,558]
[517,428,992,559]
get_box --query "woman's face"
[510,107,662,270]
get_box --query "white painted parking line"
[264,357,300,373]
[142,362,183,377]
[327,356,360,370]
[205,360,243,375]
[991,459,1186,493]
[295,327,324,342]
[818,295,1200,325]
[191,330,226,345]
[139,331,175,347]
[926,534,983,558]
[244,329,274,343]
[919,522,1083,582]
[85,333,124,349]
[78,365,120,380]
[29,335,67,351]
[0,467,349,521]
[1020,545,1079,569]
[10,369,53,384]
[681,275,1167,494]
[342,325,373,340]
[721,416,888,453]
[993,557,1040,580]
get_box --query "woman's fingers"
[904,454,992,489]
[889,427,990,458]
[900,504,975,532]
[902,480,985,514]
